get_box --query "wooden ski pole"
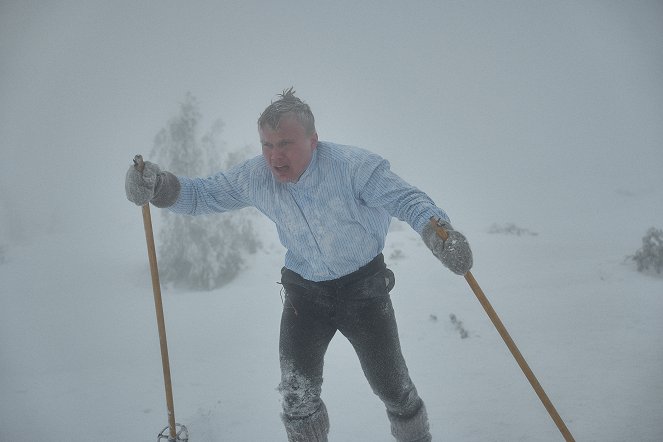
[430,219,575,442]
[134,155,178,441]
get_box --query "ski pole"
[133,155,188,442]
[430,219,575,442]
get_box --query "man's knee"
[278,365,323,418]
[376,375,423,418]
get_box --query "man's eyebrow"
[261,138,294,147]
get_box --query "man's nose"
[268,149,284,162]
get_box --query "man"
[126,88,472,442]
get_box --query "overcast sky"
[1,1,662,242]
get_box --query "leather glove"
[421,219,473,275]
[125,160,181,207]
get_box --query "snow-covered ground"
[1,188,661,441]
[2,2,662,441]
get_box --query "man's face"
[260,114,318,183]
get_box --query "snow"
[1,197,662,441]
[1,1,663,441]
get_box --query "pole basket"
[157,424,189,442]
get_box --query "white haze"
[1,1,662,441]
[1,1,661,241]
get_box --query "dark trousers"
[278,254,425,425]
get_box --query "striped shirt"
[170,141,450,281]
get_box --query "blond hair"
[258,87,316,134]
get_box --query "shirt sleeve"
[168,159,257,216]
[356,154,450,234]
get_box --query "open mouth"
[271,165,292,181]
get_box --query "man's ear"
[310,131,319,149]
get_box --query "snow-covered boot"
[388,402,432,442]
[282,401,330,442]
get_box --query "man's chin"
[272,170,293,183]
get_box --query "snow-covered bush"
[151,93,261,290]
[632,227,663,274]
[488,223,538,236]
[449,313,469,339]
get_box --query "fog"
[1,1,661,244]
[2,2,663,440]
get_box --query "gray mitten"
[125,161,181,207]
[421,220,473,275]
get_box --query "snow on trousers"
[278,254,432,442]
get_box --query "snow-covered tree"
[632,227,663,275]
[150,93,261,290]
